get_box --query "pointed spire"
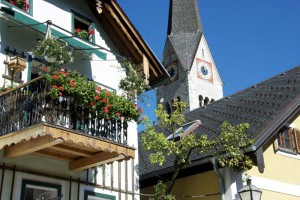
[163,0,203,71]
[167,0,203,35]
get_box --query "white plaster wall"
[0,1,140,199]
[220,167,244,200]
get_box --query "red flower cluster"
[43,68,49,72]
[45,69,142,122]
[69,80,76,87]
[89,30,95,35]
[75,28,95,35]
[8,0,30,11]
[53,75,59,80]
[104,106,109,114]
[138,107,143,114]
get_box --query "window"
[278,128,296,153]
[72,11,95,42]
[84,191,115,200]
[165,102,171,116]
[20,179,62,200]
[204,97,209,105]
[3,0,31,14]
[199,95,203,107]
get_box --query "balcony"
[0,76,135,171]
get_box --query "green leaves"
[141,100,254,199]
[118,61,150,97]
[217,122,253,172]
[44,69,141,122]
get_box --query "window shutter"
[294,128,300,153]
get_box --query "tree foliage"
[141,100,253,199]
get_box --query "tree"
[141,100,253,200]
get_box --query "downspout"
[211,158,225,200]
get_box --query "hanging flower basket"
[31,36,74,66]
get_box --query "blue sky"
[117,0,300,129]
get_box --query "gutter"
[211,158,225,200]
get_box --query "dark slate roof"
[167,0,203,35]
[163,0,203,71]
[139,65,300,178]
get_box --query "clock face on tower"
[196,58,213,82]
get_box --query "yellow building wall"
[141,171,220,200]
[248,116,300,199]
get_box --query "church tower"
[157,0,223,113]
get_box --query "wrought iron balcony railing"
[0,77,128,144]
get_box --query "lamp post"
[238,179,262,200]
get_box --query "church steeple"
[163,0,203,71]
[167,0,203,35]
[158,0,223,113]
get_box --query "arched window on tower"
[204,97,209,105]
[171,99,175,113]
[165,102,171,116]
[199,95,203,107]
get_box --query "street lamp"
[238,179,262,200]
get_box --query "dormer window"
[72,11,95,42]
[276,127,300,155]
[278,128,296,152]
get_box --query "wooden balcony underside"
[0,123,135,171]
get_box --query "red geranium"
[59,86,64,91]
[138,107,143,114]
[89,30,95,35]
[53,85,58,89]
[116,112,121,117]
[95,96,100,101]
[106,91,111,97]
[53,75,59,79]
[58,92,63,96]
[42,68,49,72]
[10,1,15,5]
[104,107,109,114]
[102,98,107,103]
[90,102,95,106]
[75,28,81,33]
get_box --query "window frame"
[71,10,95,43]
[278,127,297,153]
[84,191,116,200]
[1,0,32,16]
[20,179,62,200]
